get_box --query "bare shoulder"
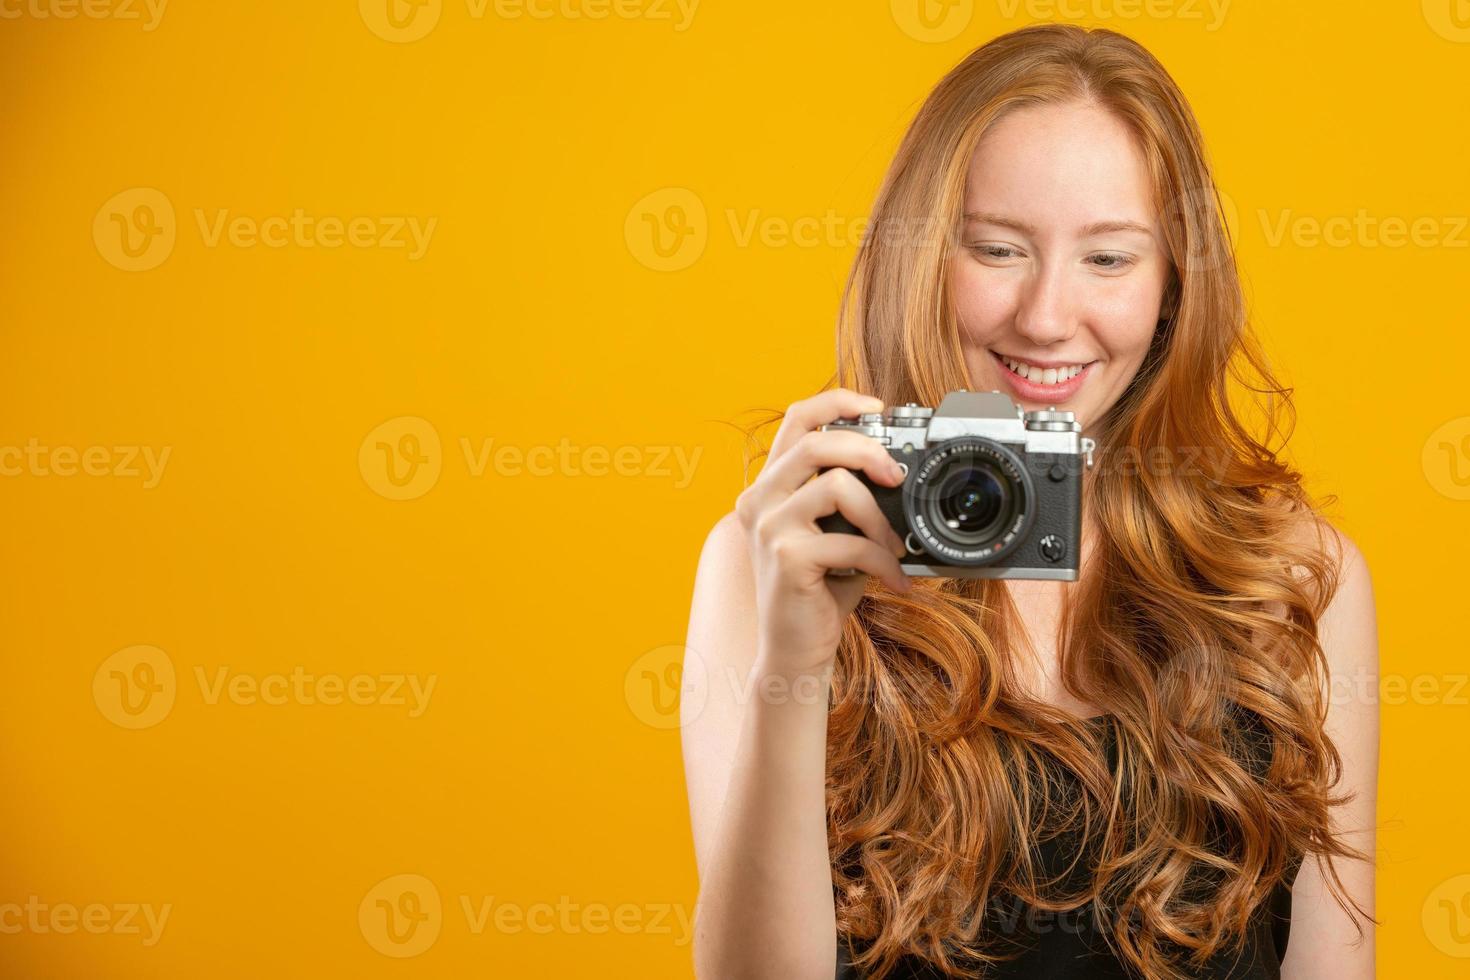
[1278,504,1356,566]
[1313,518,1378,719]
[1263,507,1371,616]
[1280,507,1375,638]
[686,511,757,667]
[1317,520,1374,633]
[697,510,753,585]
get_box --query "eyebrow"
[962,211,1154,237]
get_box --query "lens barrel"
[901,437,1035,565]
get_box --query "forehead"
[963,101,1158,226]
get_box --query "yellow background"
[1,0,1468,976]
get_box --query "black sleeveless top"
[836,709,1302,979]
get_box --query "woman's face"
[950,100,1173,433]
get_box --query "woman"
[682,24,1378,980]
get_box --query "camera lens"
[935,465,1008,541]
[901,437,1034,566]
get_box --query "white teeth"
[1000,355,1087,385]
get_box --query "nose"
[1013,262,1078,347]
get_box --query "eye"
[1086,251,1135,270]
[967,243,1024,261]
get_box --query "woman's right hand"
[734,388,912,673]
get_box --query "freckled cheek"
[950,266,1021,341]
[1088,280,1166,357]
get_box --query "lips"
[989,349,1096,403]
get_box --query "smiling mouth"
[989,350,1098,387]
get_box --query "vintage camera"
[817,391,1096,580]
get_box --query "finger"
[762,428,906,500]
[769,388,884,462]
[784,532,911,594]
[776,468,906,558]
[738,429,904,530]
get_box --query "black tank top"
[836,709,1302,979]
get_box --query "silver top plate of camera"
[825,390,1095,465]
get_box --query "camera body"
[817,391,1096,580]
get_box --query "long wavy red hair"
[744,23,1374,980]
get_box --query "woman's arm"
[1280,526,1380,980]
[680,390,909,980]
[681,512,840,980]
